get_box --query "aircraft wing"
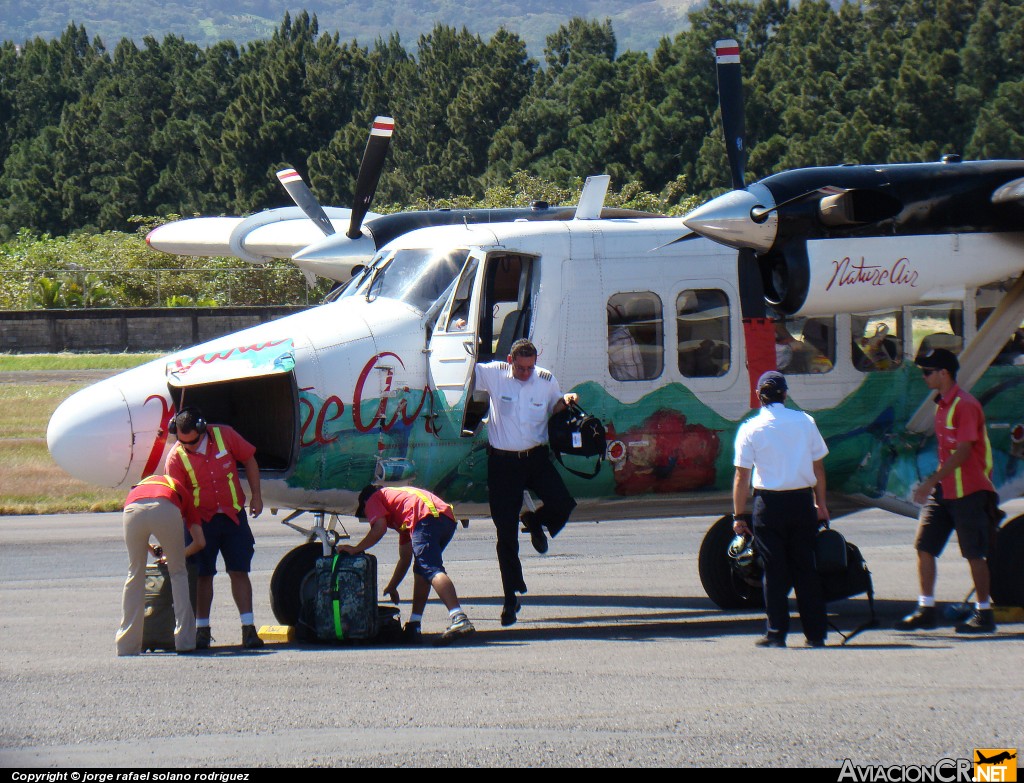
[146,207,379,265]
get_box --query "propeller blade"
[715,39,746,191]
[276,168,336,237]
[348,116,395,239]
[651,230,700,251]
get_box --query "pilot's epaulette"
[537,369,553,381]
[497,361,510,371]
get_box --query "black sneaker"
[521,511,548,554]
[195,626,212,650]
[501,598,520,627]
[402,622,423,644]
[242,624,264,649]
[955,608,996,634]
[755,634,786,648]
[894,606,937,631]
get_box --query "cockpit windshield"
[343,248,470,313]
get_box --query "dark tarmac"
[1,504,1021,768]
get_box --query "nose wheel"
[269,542,323,626]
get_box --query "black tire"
[991,514,1024,607]
[698,515,763,609]
[270,543,323,626]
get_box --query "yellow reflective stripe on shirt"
[135,474,184,504]
[136,475,177,492]
[176,447,201,506]
[944,397,964,498]
[391,487,442,531]
[212,426,228,454]
[391,485,440,515]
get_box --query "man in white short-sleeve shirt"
[733,371,829,648]
[475,338,578,626]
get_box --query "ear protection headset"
[168,406,207,436]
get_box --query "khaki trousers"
[116,497,196,655]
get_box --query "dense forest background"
[1,0,1022,245]
[1,0,703,60]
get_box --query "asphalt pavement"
[1,503,1021,768]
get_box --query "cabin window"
[354,247,469,312]
[771,313,834,375]
[975,285,1024,366]
[677,289,731,377]
[443,256,479,332]
[607,292,662,380]
[852,311,903,372]
[911,303,963,361]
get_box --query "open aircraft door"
[427,250,537,438]
[165,339,299,475]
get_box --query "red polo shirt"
[363,487,454,544]
[934,385,995,499]
[124,474,201,529]
[164,425,256,524]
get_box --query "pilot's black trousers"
[752,488,827,642]
[487,445,577,599]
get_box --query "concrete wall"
[0,306,311,353]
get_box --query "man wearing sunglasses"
[165,407,265,649]
[895,348,998,634]
[474,338,579,626]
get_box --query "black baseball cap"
[915,348,959,374]
[757,370,788,392]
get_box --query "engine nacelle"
[762,232,1024,317]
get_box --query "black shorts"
[193,511,255,576]
[915,490,991,560]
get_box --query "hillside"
[0,0,701,55]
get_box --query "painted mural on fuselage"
[84,218,1023,520]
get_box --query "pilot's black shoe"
[501,598,521,627]
[955,608,996,634]
[894,606,937,630]
[805,638,826,648]
[521,511,548,554]
[755,634,786,648]
[195,626,212,650]
[242,624,265,649]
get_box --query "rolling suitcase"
[308,552,380,642]
[141,561,197,652]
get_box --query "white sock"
[240,612,254,626]
[197,618,210,628]
[976,601,991,610]
[449,606,463,618]
[919,596,935,608]
[409,614,422,624]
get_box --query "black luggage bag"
[817,533,877,643]
[300,552,388,643]
[142,561,198,652]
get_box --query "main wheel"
[270,543,323,626]
[698,515,763,609]
[991,514,1024,607]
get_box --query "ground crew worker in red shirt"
[895,349,999,634]
[165,407,265,649]
[116,474,206,656]
[340,484,475,645]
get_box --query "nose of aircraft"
[682,183,778,253]
[47,381,134,487]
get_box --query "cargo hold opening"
[168,373,297,473]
